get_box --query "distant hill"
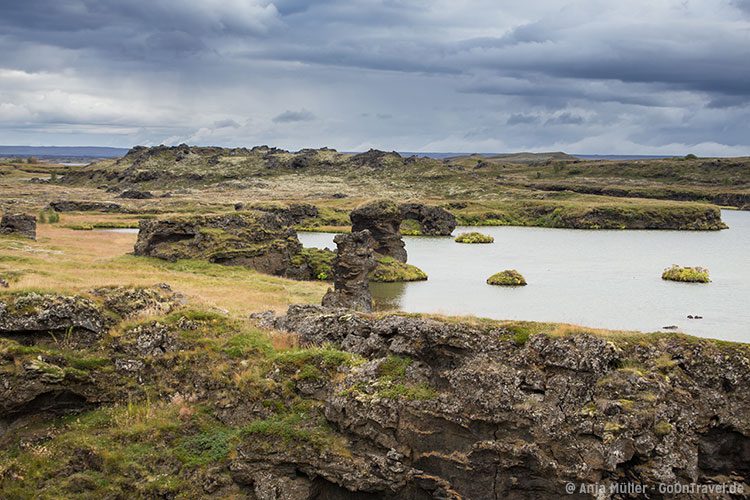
[0,146,128,159]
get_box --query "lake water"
[298,210,750,343]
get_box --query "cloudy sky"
[1,0,749,155]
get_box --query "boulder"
[350,200,407,262]
[0,213,36,240]
[0,292,112,349]
[134,212,302,276]
[399,203,456,236]
[322,230,377,312]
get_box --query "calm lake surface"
[298,210,750,342]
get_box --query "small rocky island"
[487,269,527,286]
[455,231,494,243]
[662,265,711,283]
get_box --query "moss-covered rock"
[662,265,710,283]
[486,269,526,286]
[134,212,302,276]
[455,231,494,244]
[370,256,428,282]
[288,247,335,280]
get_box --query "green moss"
[370,256,427,282]
[487,269,527,286]
[604,421,625,433]
[290,247,335,280]
[661,265,710,283]
[378,355,412,380]
[399,219,423,236]
[222,330,273,358]
[455,231,494,244]
[653,420,673,436]
[64,355,110,371]
[272,347,358,370]
[377,383,437,401]
[173,426,239,466]
[242,412,335,450]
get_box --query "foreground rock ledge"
[1,289,748,499]
[266,305,750,498]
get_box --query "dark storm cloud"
[0,0,748,155]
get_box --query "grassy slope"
[0,225,326,315]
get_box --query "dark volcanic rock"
[234,202,319,226]
[134,212,302,276]
[48,201,123,213]
[267,305,750,499]
[0,292,111,349]
[322,230,377,312]
[350,149,403,167]
[117,189,154,199]
[399,202,457,236]
[350,200,407,262]
[0,213,36,240]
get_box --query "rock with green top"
[134,212,302,276]
[486,269,527,286]
[455,232,494,244]
[370,256,428,282]
[661,265,710,283]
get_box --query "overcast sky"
[1,0,749,154]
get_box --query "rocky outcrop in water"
[399,203,456,236]
[0,213,36,240]
[134,212,302,276]
[321,230,377,312]
[350,200,407,262]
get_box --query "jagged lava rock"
[0,213,36,240]
[322,230,377,312]
[234,202,319,226]
[351,200,407,262]
[134,212,302,276]
[48,200,124,213]
[267,305,750,498]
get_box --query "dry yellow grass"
[0,225,327,315]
